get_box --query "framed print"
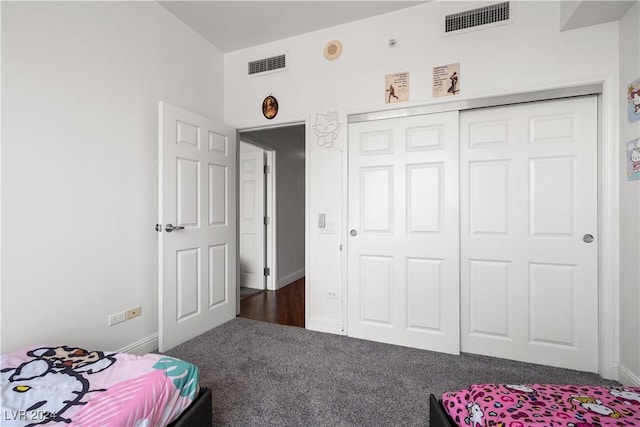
[433,63,460,98]
[262,95,278,120]
[385,71,409,103]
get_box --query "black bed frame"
[429,394,456,427]
[170,389,445,427]
[167,387,212,427]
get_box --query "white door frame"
[344,76,620,380]
[265,149,276,291]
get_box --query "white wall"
[224,1,619,334]
[618,2,640,386]
[244,127,306,288]
[1,2,224,353]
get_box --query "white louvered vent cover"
[248,54,287,75]
[445,2,510,33]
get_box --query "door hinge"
[264,216,269,225]
[264,165,270,174]
[264,267,271,276]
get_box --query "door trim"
[344,77,620,380]
[349,83,603,123]
[265,150,276,291]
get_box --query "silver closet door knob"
[583,234,594,243]
[350,229,358,236]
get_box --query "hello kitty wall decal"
[628,78,640,123]
[626,138,640,182]
[313,111,341,148]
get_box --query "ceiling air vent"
[445,2,510,33]
[248,54,287,76]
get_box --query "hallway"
[238,278,305,328]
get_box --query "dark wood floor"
[238,277,305,327]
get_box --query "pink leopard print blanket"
[442,384,640,426]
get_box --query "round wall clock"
[262,95,278,120]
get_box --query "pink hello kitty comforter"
[442,383,640,426]
[0,345,199,427]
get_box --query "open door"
[239,142,266,290]
[158,101,236,352]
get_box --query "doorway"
[237,124,306,327]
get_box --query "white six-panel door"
[159,102,236,352]
[239,142,266,290]
[460,96,598,372]
[347,112,460,354]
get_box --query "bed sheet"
[442,383,640,426]
[1,345,199,427]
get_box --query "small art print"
[627,138,640,182]
[262,95,278,120]
[628,78,640,123]
[384,72,409,104]
[433,63,460,98]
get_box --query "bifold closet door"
[460,96,598,372]
[347,112,460,355]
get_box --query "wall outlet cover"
[108,312,126,326]
[126,306,142,320]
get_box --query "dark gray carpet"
[165,317,619,426]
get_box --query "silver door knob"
[583,234,594,243]
[350,229,357,236]
[165,224,185,233]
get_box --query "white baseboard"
[277,268,305,289]
[117,333,159,355]
[618,363,640,386]
[306,319,345,335]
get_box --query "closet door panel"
[460,96,598,373]
[347,112,460,354]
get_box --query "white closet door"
[347,112,460,354]
[460,96,598,372]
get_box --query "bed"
[430,383,640,426]
[0,345,212,427]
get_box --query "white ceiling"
[159,1,427,53]
[560,1,635,31]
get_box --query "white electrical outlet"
[108,312,126,326]
[326,290,338,299]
